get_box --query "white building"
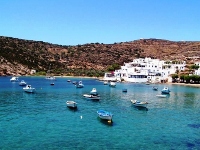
[194,61,200,75]
[104,57,186,83]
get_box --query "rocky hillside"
[0,36,200,76]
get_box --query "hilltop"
[0,36,200,76]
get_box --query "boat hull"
[83,94,100,100]
[23,89,35,93]
[161,91,170,94]
[23,85,35,93]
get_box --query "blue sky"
[0,0,200,45]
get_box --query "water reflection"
[133,106,148,111]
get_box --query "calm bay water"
[0,76,200,150]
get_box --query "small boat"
[156,94,167,98]
[23,85,35,93]
[66,101,77,108]
[83,94,100,100]
[10,76,19,82]
[131,100,148,108]
[109,81,116,87]
[75,81,84,88]
[19,80,27,86]
[72,81,77,84]
[97,110,113,121]
[103,81,108,85]
[161,87,170,94]
[45,76,56,80]
[122,88,127,92]
[67,80,71,82]
[50,82,54,85]
[90,88,98,95]
[152,86,158,91]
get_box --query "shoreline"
[167,82,200,88]
[6,75,200,88]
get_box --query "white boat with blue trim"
[97,110,113,121]
[161,87,170,94]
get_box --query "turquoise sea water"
[0,76,200,150]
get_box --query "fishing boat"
[97,110,113,121]
[83,94,100,100]
[161,87,170,94]
[23,85,35,93]
[131,100,148,107]
[66,101,77,108]
[83,88,100,100]
[19,80,27,86]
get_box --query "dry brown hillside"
[0,36,200,76]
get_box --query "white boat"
[103,81,108,85]
[10,76,19,82]
[161,87,170,94]
[75,81,84,88]
[19,80,27,86]
[66,101,77,108]
[83,94,100,100]
[97,110,113,121]
[156,94,167,98]
[131,100,148,107]
[90,88,98,95]
[109,81,116,87]
[23,85,35,93]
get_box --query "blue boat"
[161,87,170,94]
[97,110,113,121]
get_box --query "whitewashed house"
[104,57,186,83]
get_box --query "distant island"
[0,36,200,77]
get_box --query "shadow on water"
[66,106,78,112]
[188,124,200,129]
[133,106,148,111]
[97,117,113,126]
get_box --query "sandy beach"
[167,82,200,88]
